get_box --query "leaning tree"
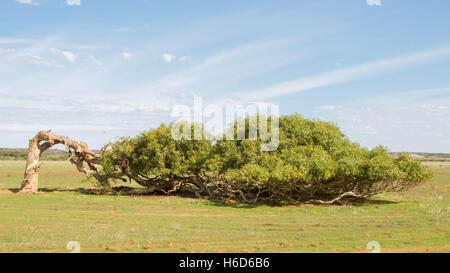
[19,130,102,193]
[19,114,434,205]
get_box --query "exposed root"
[305,191,365,205]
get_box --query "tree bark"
[19,130,102,193]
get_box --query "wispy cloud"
[421,104,448,113]
[27,55,66,68]
[178,56,192,63]
[71,44,107,51]
[0,37,33,44]
[162,53,176,63]
[89,55,103,66]
[113,27,132,32]
[317,105,345,112]
[315,88,450,152]
[361,125,377,135]
[129,38,305,98]
[122,52,132,60]
[50,48,76,63]
[14,0,39,6]
[235,46,450,101]
[66,0,81,6]
[0,48,16,55]
[366,0,382,6]
[0,36,67,68]
[0,36,106,69]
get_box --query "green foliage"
[99,114,433,204]
[101,123,212,188]
[395,153,434,182]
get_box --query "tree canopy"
[98,114,433,204]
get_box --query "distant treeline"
[0,148,69,161]
[0,148,449,161]
[391,152,450,162]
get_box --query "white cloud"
[66,0,81,6]
[14,0,39,5]
[162,53,176,63]
[61,51,76,62]
[366,0,381,6]
[122,52,132,60]
[235,46,450,101]
[50,48,76,63]
[89,55,103,66]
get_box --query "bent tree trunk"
[20,130,102,193]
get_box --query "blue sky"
[1,0,450,152]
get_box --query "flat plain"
[0,160,448,253]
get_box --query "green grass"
[0,160,448,253]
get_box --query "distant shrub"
[0,148,68,161]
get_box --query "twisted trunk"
[19,130,102,193]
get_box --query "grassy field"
[0,160,448,253]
